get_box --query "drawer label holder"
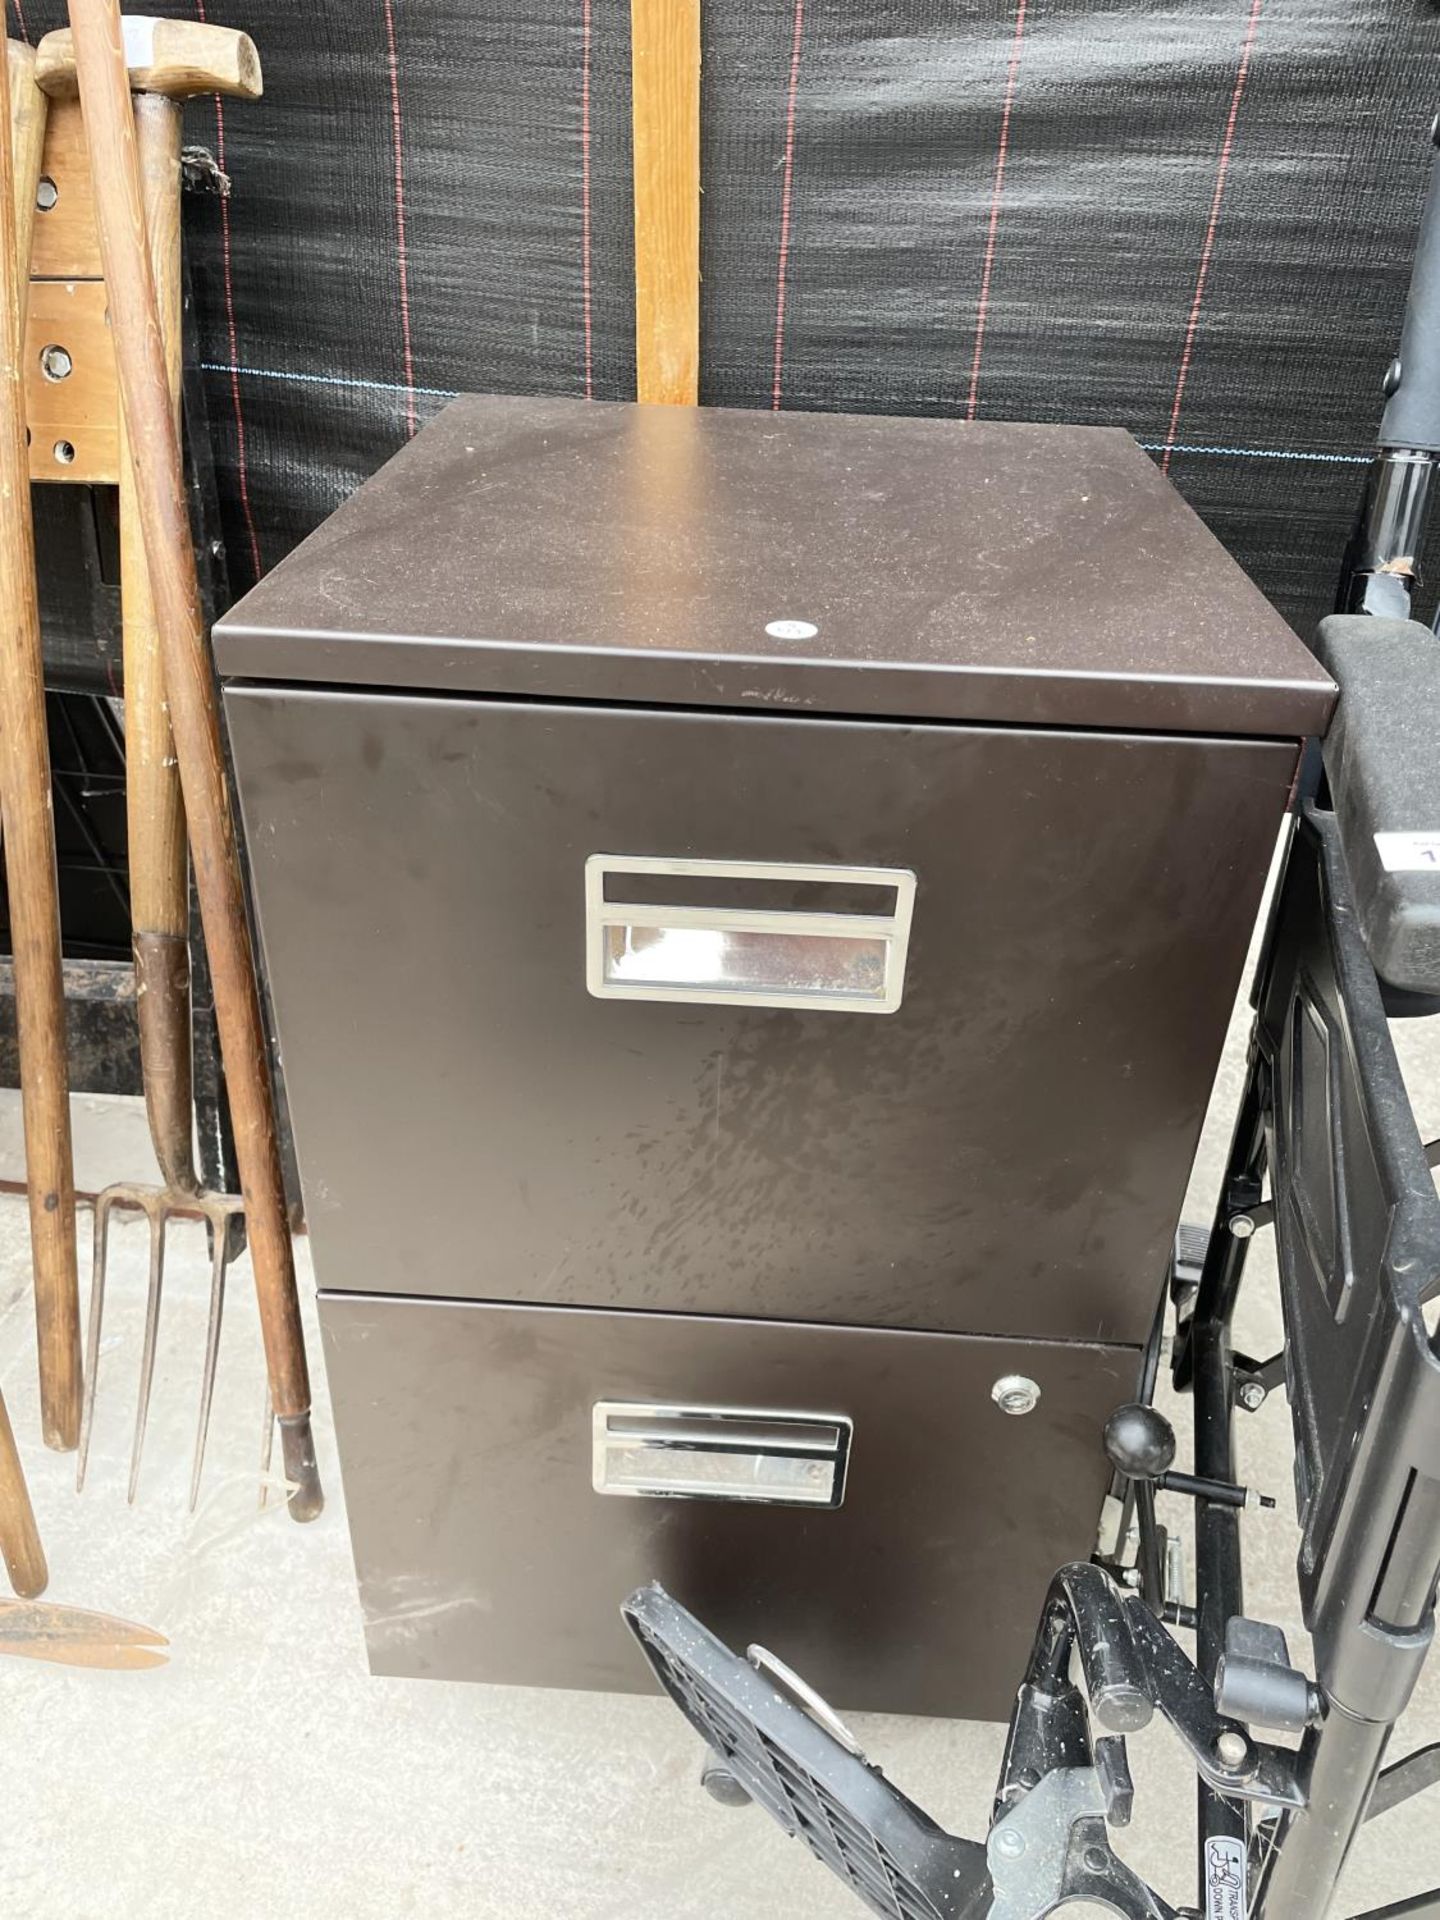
[591,1401,853,1507]
[585,855,917,1014]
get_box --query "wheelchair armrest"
[1312,614,1440,998]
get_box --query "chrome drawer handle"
[584,855,916,1014]
[592,1401,852,1507]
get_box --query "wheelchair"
[621,128,1440,1920]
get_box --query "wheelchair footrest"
[622,1583,991,1920]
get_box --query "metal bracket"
[1224,1174,1273,1239]
[988,1769,1177,1920]
[26,95,117,487]
[1233,1350,1288,1411]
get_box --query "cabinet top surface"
[215,393,1334,737]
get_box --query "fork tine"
[258,1381,275,1511]
[126,1200,166,1504]
[188,1209,230,1513]
[76,1194,112,1494]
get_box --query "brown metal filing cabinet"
[215,395,1333,1717]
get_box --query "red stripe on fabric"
[965,0,1028,423]
[380,0,418,436]
[770,0,805,412]
[10,0,31,46]
[1162,0,1264,474]
[580,0,594,398]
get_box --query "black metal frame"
[1167,803,1440,1919]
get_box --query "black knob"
[1103,1403,1176,1482]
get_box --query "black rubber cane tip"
[278,1414,325,1523]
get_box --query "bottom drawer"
[320,1294,1137,1719]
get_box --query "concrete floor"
[1,998,1439,1919]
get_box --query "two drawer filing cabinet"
[215,395,1334,1716]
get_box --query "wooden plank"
[28,97,101,281]
[631,0,699,405]
[24,276,117,483]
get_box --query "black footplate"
[623,1583,990,1920]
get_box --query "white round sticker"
[765,619,819,641]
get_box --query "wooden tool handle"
[631,0,699,405]
[124,92,194,1191]
[8,43,46,329]
[70,0,320,1519]
[0,1390,47,1598]
[123,92,184,946]
[0,41,82,1454]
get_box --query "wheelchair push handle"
[1380,115,1440,452]
[1337,120,1440,617]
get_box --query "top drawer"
[226,689,1293,1346]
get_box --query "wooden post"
[631,0,699,404]
[23,91,120,488]
[0,41,82,1453]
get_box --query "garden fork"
[77,1184,250,1508]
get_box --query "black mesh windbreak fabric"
[11,0,1440,667]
